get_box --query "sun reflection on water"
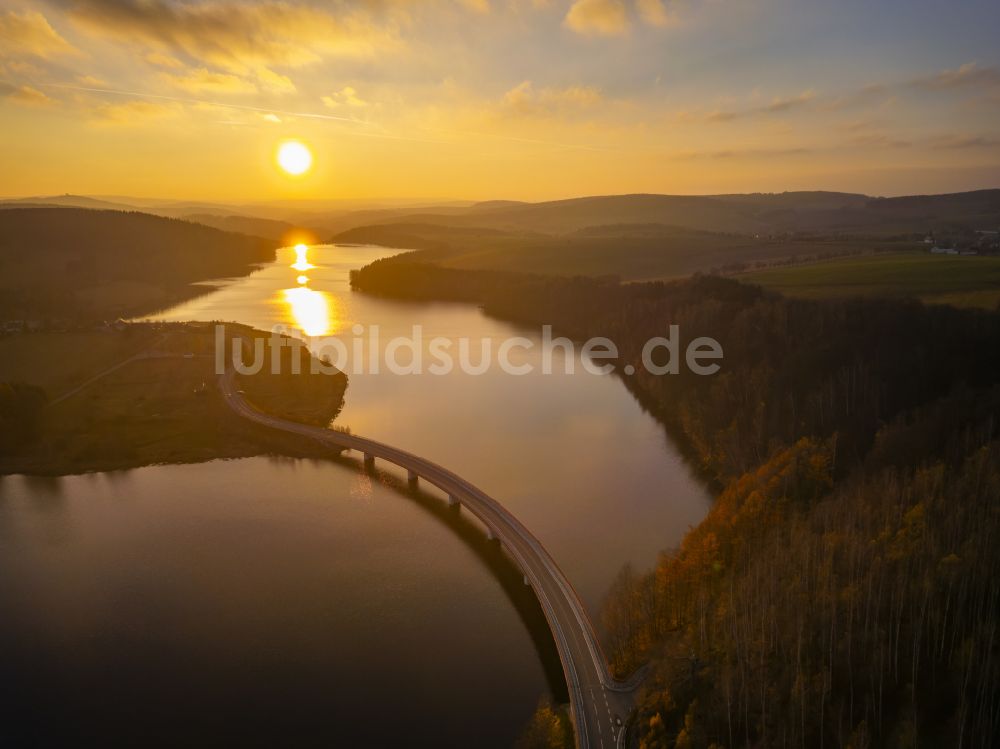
[282,285,335,337]
[278,243,335,336]
[291,243,314,271]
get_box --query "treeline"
[351,258,1000,747]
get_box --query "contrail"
[40,82,450,144]
[41,81,617,152]
[43,82,368,124]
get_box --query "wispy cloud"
[0,80,55,107]
[681,90,817,123]
[458,0,491,13]
[60,0,400,79]
[636,0,676,28]
[145,51,184,69]
[927,133,1000,150]
[564,0,629,36]
[41,82,370,125]
[91,98,178,125]
[502,80,602,114]
[670,144,816,161]
[322,86,369,109]
[0,9,78,59]
[911,63,1000,91]
[160,68,258,95]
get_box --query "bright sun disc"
[277,141,312,175]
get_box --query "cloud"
[912,63,1000,91]
[671,144,815,161]
[564,0,629,36]
[90,99,178,125]
[764,90,816,113]
[161,68,258,95]
[927,133,1000,150]
[158,65,296,95]
[322,86,369,108]
[0,9,77,59]
[636,0,676,28]
[502,80,602,114]
[256,67,296,94]
[458,0,491,12]
[819,83,891,112]
[694,90,816,123]
[145,51,184,69]
[848,132,911,149]
[77,74,106,87]
[61,0,398,75]
[0,81,55,107]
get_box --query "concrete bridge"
[219,368,637,748]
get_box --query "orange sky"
[1,0,999,200]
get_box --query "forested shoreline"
[0,208,276,320]
[351,257,1000,747]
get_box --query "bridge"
[218,367,637,748]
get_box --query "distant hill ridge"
[5,189,997,239]
[353,189,1000,235]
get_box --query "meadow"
[739,251,1000,308]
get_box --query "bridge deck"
[219,369,634,748]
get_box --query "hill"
[337,189,1000,237]
[0,207,275,319]
[332,221,916,281]
[0,194,139,212]
[182,213,303,242]
[329,190,998,284]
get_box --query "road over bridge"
[220,367,638,748]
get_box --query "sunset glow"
[1,1,997,199]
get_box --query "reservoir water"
[0,244,710,746]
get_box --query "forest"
[0,207,275,320]
[351,257,1000,747]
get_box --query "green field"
[739,252,1000,309]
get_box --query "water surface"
[0,459,558,746]
[154,244,711,608]
[1,244,711,746]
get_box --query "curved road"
[219,367,635,748]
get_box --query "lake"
[0,244,710,746]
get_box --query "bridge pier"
[486,527,497,542]
[223,363,629,749]
[407,469,418,485]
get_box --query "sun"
[276,140,313,176]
